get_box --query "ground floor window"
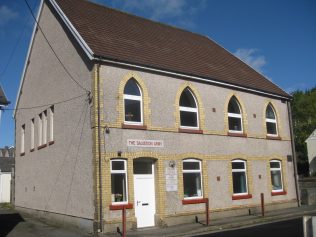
[270,160,283,191]
[183,159,202,199]
[232,159,248,195]
[111,159,128,203]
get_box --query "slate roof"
[53,0,290,98]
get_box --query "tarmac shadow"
[0,213,24,237]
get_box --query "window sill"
[48,140,55,145]
[232,194,252,200]
[266,135,281,140]
[228,132,247,138]
[182,198,207,205]
[121,123,147,130]
[271,191,287,196]
[20,152,25,156]
[109,203,133,210]
[38,144,47,150]
[179,128,203,134]
[30,148,35,152]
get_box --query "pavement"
[103,205,316,237]
[0,204,315,237]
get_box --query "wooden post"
[122,206,126,237]
[261,193,265,217]
[205,198,209,226]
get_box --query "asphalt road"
[194,218,303,237]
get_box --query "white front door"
[0,173,11,203]
[133,160,156,228]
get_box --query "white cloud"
[94,0,206,28]
[234,48,266,73]
[0,5,18,26]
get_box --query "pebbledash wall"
[97,65,297,231]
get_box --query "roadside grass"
[0,203,13,209]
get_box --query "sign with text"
[165,166,178,192]
[127,139,164,148]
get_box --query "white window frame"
[228,98,243,133]
[123,81,143,125]
[182,159,203,200]
[179,89,199,130]
[21,124,25,154]
[31,118,34,150]
[232,159,248,195]
[110,159,128,205]
[266,105,278,136]
[270,160,283,192]
[49,106,54,142]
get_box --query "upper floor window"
[228,96,243,132]
[270,160,283,192]
[111,159,128,204]
[179,88,199,129]
[266,104,278,136]
[21,124,25,154]
[124,79,143,125]
[183,159,202,199]
[232,159,248,195]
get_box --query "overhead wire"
[0,0,38,84]
[23,0,90,93]
[2,93,88,111]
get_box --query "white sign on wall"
[127,139,164,148]
[165,166,178,192]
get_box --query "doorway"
[133,159,156,228]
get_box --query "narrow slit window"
[42,110,47,145]
[21,124,25,154]
[38,114,43,146]
[49,106,54,142]
[31,118,34,150]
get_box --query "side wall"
[99,65,297,230]
[306,138,316,175]
[14,2,94,229]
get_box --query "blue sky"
[0,0,315,147]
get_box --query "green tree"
[291,87,316,175]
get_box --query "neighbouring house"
[14,0,299,233]
[306,129,316,176]
[0,147,15,203]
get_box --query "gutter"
[287,101,300,206]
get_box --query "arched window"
[179,88,199,129]
[231,159,248,195]
[270,160,283,192]
[266,104,278,136]
[124,79,143,124]
[182,159,203,199]
[228,96,243,132]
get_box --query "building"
[0,147,15,203]
[14,0,299,233]
[306,129,316,176]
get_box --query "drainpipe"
[287,101,300,206]
[96,63,103,232]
